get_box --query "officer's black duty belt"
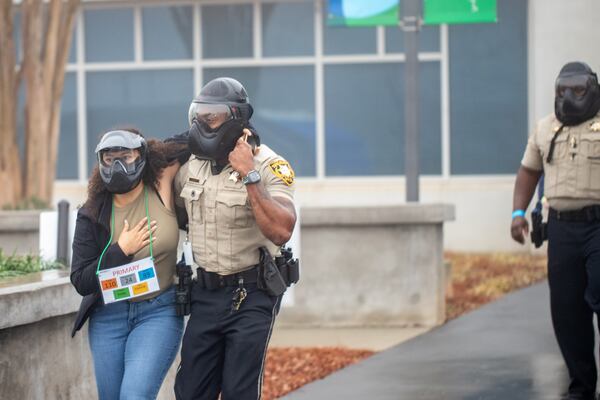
[196,265,259,290]
[549,206,600,222]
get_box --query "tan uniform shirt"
[111,187,179,301]
[175,144,296,275]
[522,112,600,210]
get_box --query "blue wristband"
[512,210,526,219]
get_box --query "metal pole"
[56,200,70,265]
[403,0,421,202]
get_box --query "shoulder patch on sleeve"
[269,160,295,186]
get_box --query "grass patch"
[0,250,64,279]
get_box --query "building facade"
[23,0,600,251]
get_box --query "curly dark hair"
[83,127,187,222]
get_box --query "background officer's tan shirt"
[175,144,295,275]
[522,111,600,210]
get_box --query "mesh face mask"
[95,130,147,194]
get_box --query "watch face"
[248,171,260,182]
[244,170,261,184]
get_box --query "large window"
[46,0,527,181]
[325,62,441,176]
[449,0,528,174]
[85,9,134,62]
[86,70,193,174]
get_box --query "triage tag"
[98,256,160,304]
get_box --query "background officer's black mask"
[555,62,600,126]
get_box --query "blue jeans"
[89,286,184,400]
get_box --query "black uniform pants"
[548,216,600,398]
[174,282,280,400]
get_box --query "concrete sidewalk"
[284,282,571,400]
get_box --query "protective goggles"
[188,103,239,128]
[556,74,596,99]
[98,147,142,174]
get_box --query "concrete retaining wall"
[279,204,454,327]
[0,274,178,400]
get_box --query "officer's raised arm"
[228,132,296,246]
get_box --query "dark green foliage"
[0,250,64,278]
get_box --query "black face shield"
[555,62,600,126]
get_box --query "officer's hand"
[229,129,255,177]
[117,217,158,256]
[510,216,529,245]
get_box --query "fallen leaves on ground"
[262,252,548,398]
[445,252,547,319]
[262,347,374,400]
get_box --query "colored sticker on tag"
[120,273,137,286]
[269,160,295,186]
[101,278,118,290]
[138,267,155,281]
[132,282,149,295]
[113,287,131,300]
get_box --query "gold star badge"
[269,160,295,186]
[590,121,600,132]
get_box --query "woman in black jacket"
[71,128,185,400]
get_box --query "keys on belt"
[231,278,247,313]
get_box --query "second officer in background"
[511,61,600,400]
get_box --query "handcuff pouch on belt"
[257,246,300,297]
[275,246,300,286]
[530,210,548,248]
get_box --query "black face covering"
[187,77,258,174]
[188,118,248,166]
[555,62,600,126]
[101,160,145,194]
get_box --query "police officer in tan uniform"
[512,62,600,400]
[173,77,297,400]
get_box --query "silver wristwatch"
[242,170,261,185]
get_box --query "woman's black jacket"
[69,192,134,337]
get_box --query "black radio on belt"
[175,255,193,316]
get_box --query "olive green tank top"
[111,187,179,301]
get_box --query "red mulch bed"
[262,347,374,400]
[261,252,548,399]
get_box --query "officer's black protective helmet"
[188,77,254,128]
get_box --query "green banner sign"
[327,0,399,27]
[424,0,497,25]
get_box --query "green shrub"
[0,250,64,279]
